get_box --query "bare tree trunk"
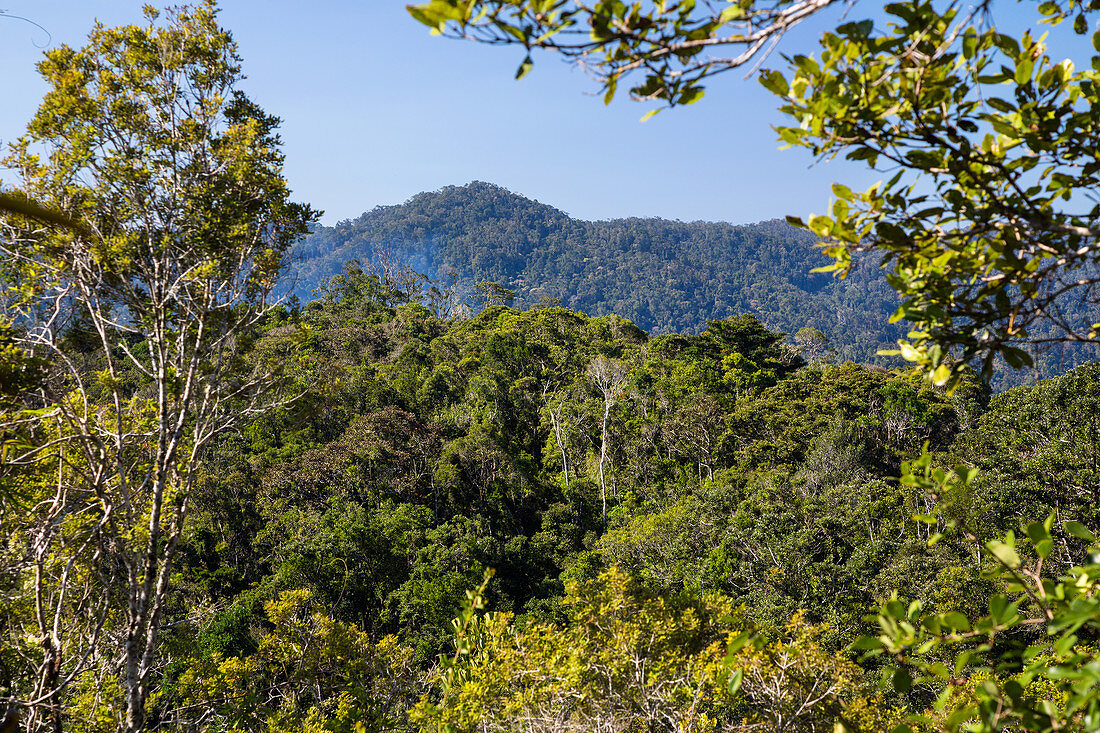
[598,398,611,523]
[550,405,570,487]
[543,383,573,488]
[587,357,628,525]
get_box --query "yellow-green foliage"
[65,671,125,733]
[728,612,900,732]
[412,567,892,733]
[409,567,897,726]
[174,590,421,732]
[413,566,736,733]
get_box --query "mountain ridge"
[288,181,904,367]
[287,181,1100,387]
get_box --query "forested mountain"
[290,182,1098,389]
[289,181,904,366]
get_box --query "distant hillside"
[288,182,1098,387]
[288,182,904,366]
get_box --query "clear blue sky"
[0,1,1072,227]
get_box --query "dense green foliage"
[7,242,1100,729]
[6,264,1085,730]
[406,0,1100,392]
[396,0,1100,719]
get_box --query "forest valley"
[5,2,1100,732]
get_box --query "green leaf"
[1054,633,1078,656]
[515,55,534,80]
[603,78,618,105]
[962,32,978,59]
[1023,643,1045,661]
[407,5,444,29]
[898,341,922,362]
[987,540,1021,569]
[1065,521,1096,542]
[727,667,743,695]
[994,33,1021,57]
[851,636,885,650]
[726,630,753,655]
[678,87,705,105]
[893,667,912,693]
[807,214,833,238]
[922,616,943,634]
[943,611,971,632]
[719,4,744,23]
[1002,347,1033,369]
[759,70,789,96]
[1015,57,1034,85]
[928,662,951,679]
[845,146,879,163]
[1027,520,1051,546]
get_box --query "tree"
[172,590,422,732]
[406,0,1100,386]
[794,327,833,364]
[0,4,316,730]
[542,378,583,488]
[726,613,881,733]
[475,280,516,308]
[771,0,1100,385]
[587,355,629,522]
[404,0,842,109]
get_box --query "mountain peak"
[288,180,904,368]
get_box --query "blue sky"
[0,1,1071,227]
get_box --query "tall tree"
[587,355,629,522]
[0,4,317,730]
